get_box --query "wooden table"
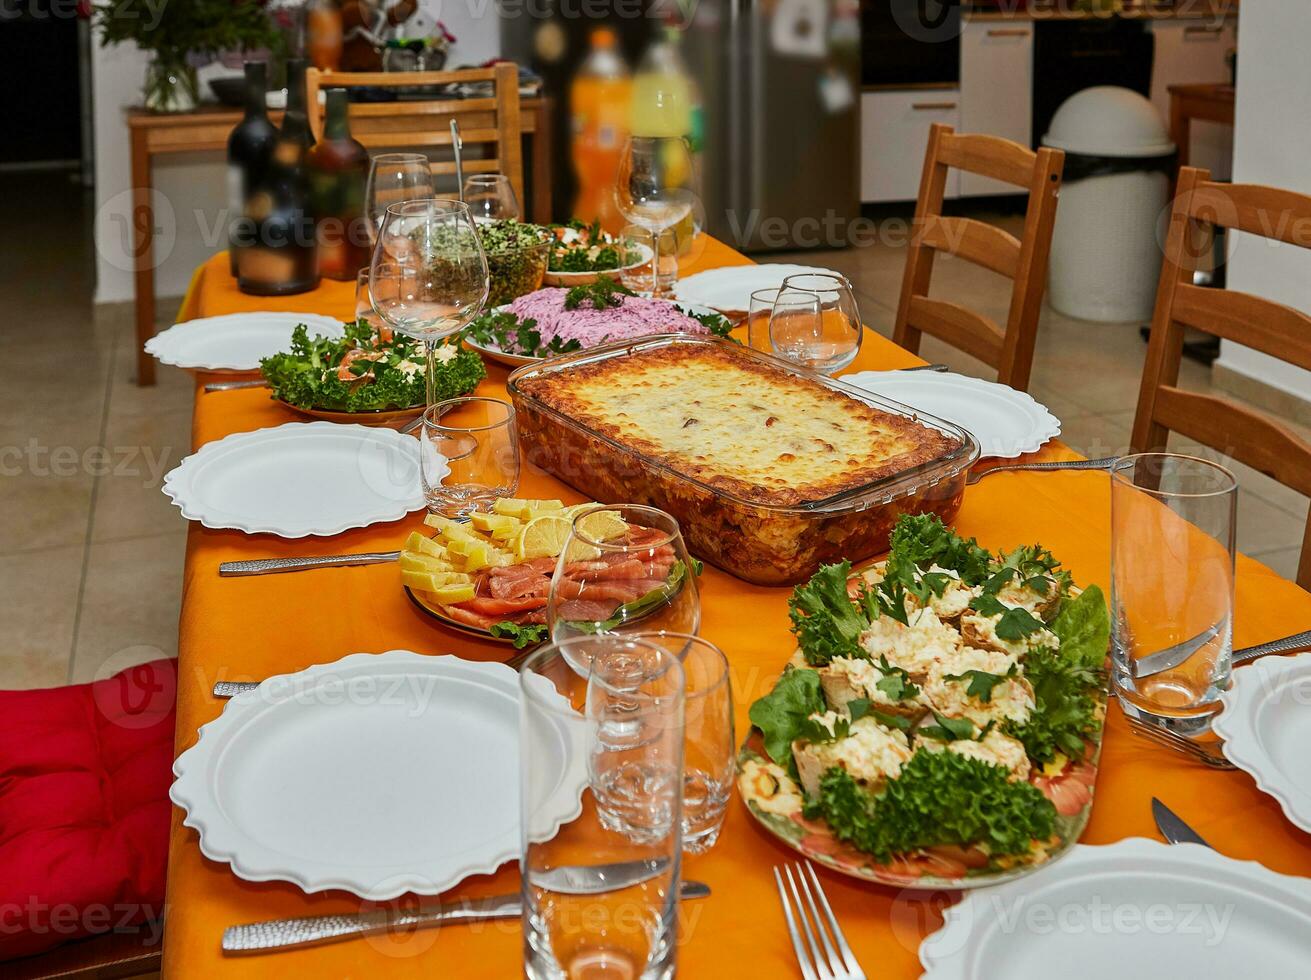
[126,96,552,387]
[159,241,1311,978]
[1168,82,1236,168]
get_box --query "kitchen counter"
[965,1,1237,21]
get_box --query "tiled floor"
[1,188,1306,690]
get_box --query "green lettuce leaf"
[748,667,826,768]
[1050,584,1111,670]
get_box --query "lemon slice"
[516,515,574,560]
[470,512,520,534]
[576,509,629,543]
[427,583,477,604]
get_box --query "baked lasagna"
[509,339,973,584]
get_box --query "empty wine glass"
[747,287,782,353]
[353,268,385,331]
[769,272,863,375]
[462,173,521,222]
[615,136,695,298]
[546,504,701,644]
[369,199,488,407]
[364,152,434,243]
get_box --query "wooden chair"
[305,63,525,208]
[1131,166,1311,588]
[892,124,1065,392]
[5,927,162,980]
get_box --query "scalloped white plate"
[841,370,1061,460]
[162,421,431,537]
[170,651,586,900]
[1214,652,1311,833]
[921,838,1311,978]
[145,312,343,373]
[672,264,842,313]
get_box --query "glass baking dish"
[506,335,979,585]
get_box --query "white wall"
[91,2,501,307]
[1214,0,1311,401]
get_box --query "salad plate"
[162,421,431,537]
[170,651,586,900]
[738,514,1108,889]
[672,263,843,314]
[462,284,731,368]
[841,370,1061,460]
[1213,651,1311,833]
[261,319,484,420]
[920,838,1311,977]
[543,221,651,287]
[146,312,344,373]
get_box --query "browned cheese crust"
[514,344,959,507]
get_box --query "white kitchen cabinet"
[1150,18,1238,178]
[959,19,1034,197]
[860,89,961,203]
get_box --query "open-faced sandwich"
[739,513,1110,884]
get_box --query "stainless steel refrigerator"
[684,0,862,253]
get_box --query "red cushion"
[0,659,176,961]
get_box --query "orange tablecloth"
[164,242,1311,978]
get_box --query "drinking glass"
[547,504,701,643]
[631,632,733,854]
[768,272,863,375]
[617,225,678,296]
[521,635,684,980]
[353,268,385,331]
[462,173,521,221]
[369,199,488,407]
[746,287,783,353]
[615,136,695,298]
[419,397,519,516]
[1111,453,1237,736]
[364,152,434,243]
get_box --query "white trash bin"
[1043,86,1176,323]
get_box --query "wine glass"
[462,173,521,222]
[614,136,695,298]
[369,199,488,407]
[547,504,701,643]
[364,152,434,243]
[769,272,863,375]
[746,287,783,353]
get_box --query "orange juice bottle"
[570,28,631,232]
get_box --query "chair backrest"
[892,123,1065,392]
[1131,165,1311,588]
[305,63,524,207]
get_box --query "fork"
[773,862,865,980]
[966,456,1118,486]
[1124,715,1236,770]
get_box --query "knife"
[1152,797,1212,849]
[219,550,403,577]
[222,875,709,953]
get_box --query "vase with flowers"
[94,0,283,113]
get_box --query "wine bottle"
[281,58,317,151]
[235,132,320,296]
[306,89,370,280]
[227,61,278,278]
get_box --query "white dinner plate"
[672,264,843,313]
[1214,652,1311,833]
[464,301,725,369]
[145,312,344,373]
[841,370,1060,459]
[162,421,431,537]
[170,651,586,900]
[921,838,1311,978]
